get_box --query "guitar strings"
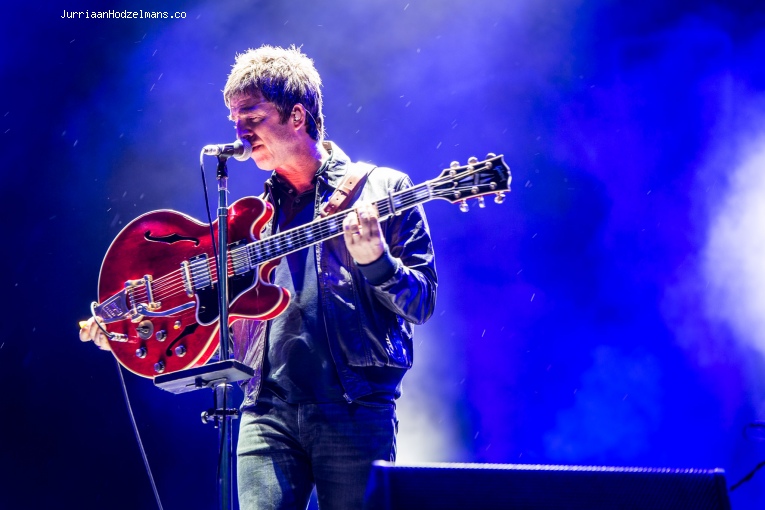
[247,182,433,266]
[246,170,487,266]
[126,253,244,311]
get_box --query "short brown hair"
[223,45,324,141]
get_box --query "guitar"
[91,154,511,377]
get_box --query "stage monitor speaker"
[363,461,731,510]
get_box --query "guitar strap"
[320,162,376,217]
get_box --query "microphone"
[202,138,252,161]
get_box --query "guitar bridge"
[180,260,194,297]
[123,275,161,322]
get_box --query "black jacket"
[232,142,437,405]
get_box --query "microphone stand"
[213,154,234,510]
[155,154,253,510]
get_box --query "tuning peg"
[450,161,460,168]
[494,192,505,204]
[459,200,469,212]
[467,156,478,165]
[477,197,486,208]
[486,152,496,159]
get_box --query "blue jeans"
[237,392,398,510]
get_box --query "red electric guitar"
[90,154,511,377]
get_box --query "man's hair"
[223,45,324,141]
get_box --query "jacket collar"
[319,141,350,190]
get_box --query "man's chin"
[252,156,275,171]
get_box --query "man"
[81,45,437,509]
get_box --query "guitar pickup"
[185,254,213,292]
[229,239,252,276]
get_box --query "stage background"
[2,0,765,508]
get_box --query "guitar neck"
[245,182,432,266]
[241,154,510,267]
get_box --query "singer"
[80,45,437,510]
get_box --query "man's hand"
[79,317,112,351]
[342,202,385,265]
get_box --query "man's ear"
[291,104,306,127]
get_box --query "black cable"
[115,358,164,510]
[89,153,225,510]
[199,155,219,259]
[215,385,229,504]
[730,459,765,492]
[90,302,115,339]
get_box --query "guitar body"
[98,196,288,378]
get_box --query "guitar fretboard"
[241,182,432,267]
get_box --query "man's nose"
[235,119,252,138]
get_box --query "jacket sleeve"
[357,174,437,325]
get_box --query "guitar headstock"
[429,153,512,211]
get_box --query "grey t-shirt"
[262,177,345,404]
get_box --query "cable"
[115,358,165,510]
[729,459,765,492]
[99,153,225,510]
[215,384,229,505]
[90,302,115,339]
[199,151,219,259]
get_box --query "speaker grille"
[364,462,731,510]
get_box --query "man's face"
[228,91,296,171]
